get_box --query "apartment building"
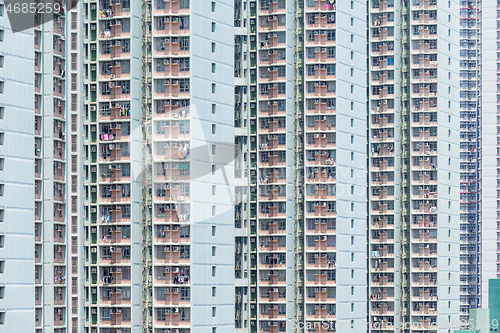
[458,0,481,321]
[481,0,500,310]
[18,0,468,332]
[235,0,368,332]
[78,0,236,332]
[368,0,461,332]
[33,2,72,332]
[302,0,367,331]
[0,4,35,331]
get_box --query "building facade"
[0,5,35,331]
[481,0,500,310]
[458,0,481,321]
[368,0,462,332]
[80,0,236,332]
[9,0,468,332]
[33,3,72,332]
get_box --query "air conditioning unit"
[110,74,116,79]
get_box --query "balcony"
[155,247,190,265]
[307,0,336,11]
[155,38,190,57]
[154,17,190,35]
[100,290,131,306]
[260,288,286,303]
[100,166,131,183]
[100,41,130,60]
[155,225,190,244]
[99,2,130,18]
[259,221,287,236]
[305,205,336,219]
[307,65,336,80]
[306,13,336,29]
[306,271,336,286]
[370,303,394,315]
[100,229,131,245]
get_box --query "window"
[179,37,189,51]
[179,79,189,92]
[0,30,4,42]
[327,30,335,41]
[179,121,189,134]
[157,308,166,321]
[212,124,216,134]
[212,63,216,73]
[157,121,168,134]
[121,0,131,10]
[211,22,216,32]
[212,1,216,11]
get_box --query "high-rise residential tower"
[0,5,35,331]
[368,0,461,332]
[79,0,236,332]
[33,3,72,332]
[10,0,468,331]
[481,0,499,311]
[458,0,481,321]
